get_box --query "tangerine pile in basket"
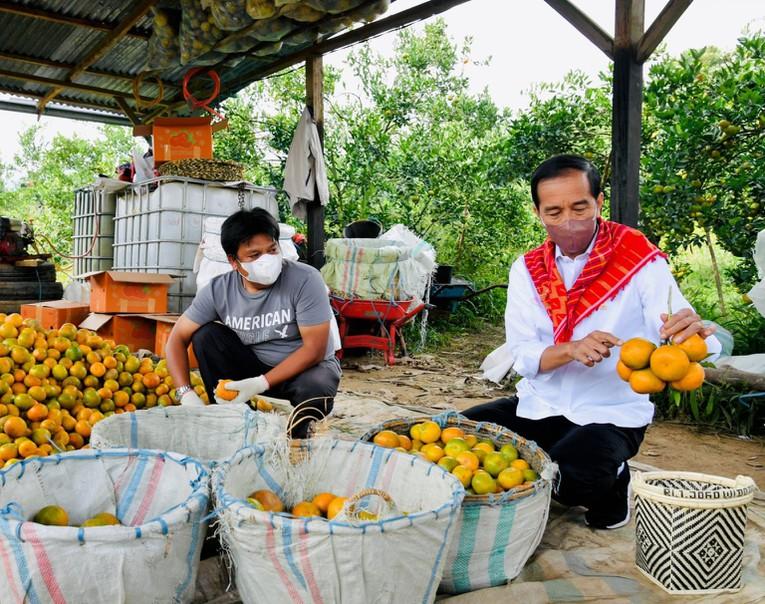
[617,334,708,394]
[372,422,538,496]
[246,489,350,520]
[0,312,207,467]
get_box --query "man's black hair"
[530,154,601,208]
[221,208,280,258]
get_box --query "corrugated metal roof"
[0,0,404,124]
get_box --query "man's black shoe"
[585,464,632,530]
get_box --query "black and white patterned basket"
[634,471,757,594]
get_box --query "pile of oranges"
[372,422,538,496]
[247,489,350,520]
[0,312,208,469]
[617,334,708,394]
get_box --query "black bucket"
[436,264,453,284]
[344,220,382,239]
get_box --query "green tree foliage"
[0,125,133,264]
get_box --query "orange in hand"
[215,380,238,401]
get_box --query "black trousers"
[191,322,341,437]
[463,396,646,511]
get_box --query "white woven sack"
[213,439,465,603]
[0,449,209,604]
[91,404,284,466]
[439,481,553,593]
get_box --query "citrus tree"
[641,33,765,309]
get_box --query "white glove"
[215,375,270,405]
[180,390,206,407]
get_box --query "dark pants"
[463,397,645,512]
[191,322,341,438]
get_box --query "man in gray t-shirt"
[166,208,340,437]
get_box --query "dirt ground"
[338,325,765,488]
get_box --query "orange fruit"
[421,443,445,463]
[419,421,441,444]
[33,505,68,526]
[440,427,465,444]
[629,368,666,394]
[18,440,38,458]
[215,380,238,402]
[326,496,348,520]
[619,338,656,370]
[510,458,529,471]
[443,438,470,457]
[3,416,26,438]
[142,372,161,389]
[675,334,708,362]
[291,501,321,518]
[650,345,690,381]
[498,467,524,489]
[471,470,497,495]
[409,423,423,441]
[75,420,91,438]
[68,433,84,449]
[616,360,633,382]
[26,403,48,422]
[438,456,459,472]
[0,442,17,461]
[472,442,494,455]
[670,362,705,392]
[483,452,509,477]
[452,465,473,488]
[311,492,335,516]
[372,430,400,449]
[248,489,284,513]
[455,450,480,472]
[396,434,412,450]
[89,362,106,378]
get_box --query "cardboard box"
[81,271,175,314]
[80,313,158,353]
[20,300,90,330]
[153,315,199,368]
[149,117,214,163]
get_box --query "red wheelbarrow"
[330,296,426,365]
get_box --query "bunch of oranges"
[372,422,538,496]
[617,334,708,394]
[0,313,208,469]
[247,489,349,520]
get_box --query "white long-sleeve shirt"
[501,245,721,428]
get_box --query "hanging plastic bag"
[747,228,765,319]
[246,0,278,19]
[305,0,365,14]
[247,15,296,40]
[179,0,226,64]
[145,7,181,71]
[280,3,325,22]
[203,0,253,31]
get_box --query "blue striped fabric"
[117,455,148,520]
[0,516,41,604]
[488,501,516,586]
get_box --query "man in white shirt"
[465,155,719,529]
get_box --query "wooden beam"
[610,0,645,227]
[0,1,150,39]
[543,0,614,59]
[114,96,153,144]
[637,0,693,62]
[0,99,131,126]
[305,55,326,269]
[0,67,162,104]
[36,0,158,114]
[235,0,473,83]
[0,50,178,89]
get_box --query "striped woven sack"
[0,449,209,604]
[633,471,756,595]
[91,404,284,467]
[213,438,465,604]
[320,238,409,300]
[360,413,557,594]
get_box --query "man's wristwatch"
[175,384,193,400]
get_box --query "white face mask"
[240,252,283,286]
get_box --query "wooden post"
[610,0,645,227]
[305,55,325,269]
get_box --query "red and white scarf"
[524,218,666,344]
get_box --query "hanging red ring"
[182,68,224,120]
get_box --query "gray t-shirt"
[185,260,334,367]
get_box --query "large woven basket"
[361,412,557,593]
[633,471,756,595]
[157,158,244,181]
